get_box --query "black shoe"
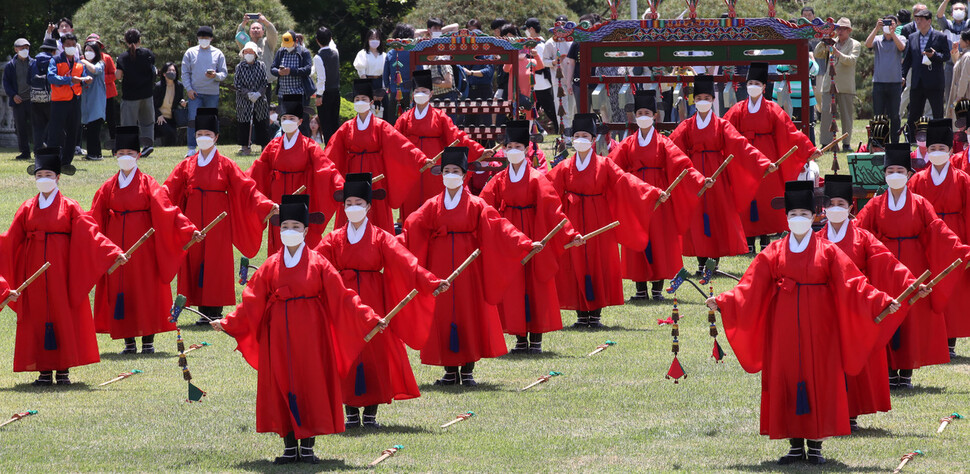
[651,291,664,301]
[141,344,155,354]
[806,440,826,465]
[849,418,859,432]
[195,317,213,326]
[433,372,459,386]
[695,266,704,277]
[362,415,382,429]
[571,320,589,328]
[32,373,53,386]
[460,372,478,387]
[529,342,542,354]
[510,337,529,354]
[75,146,85,156]
[14,153,31,161]
[897,377,913,389]
[120,344,137,354]
[778,439,806,465]
[299,446,320,464]
[951,349,958,359]
[587,315,604,329]
[747,245,755,255]
[345,408,361,428]
[629,291,649,301]
[140,146,154,158]
[273,447,298,465]
[889,375,900,389]
[55,372,71,385]
[841,144,852,152]
[84,155,103,161]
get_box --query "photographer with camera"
[867,15,907,143]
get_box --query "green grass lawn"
[0,122,968,473]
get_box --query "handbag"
[173,107,188,127]
[30,85,50,103]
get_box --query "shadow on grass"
[0,382,93,393]
[948,354,970,364]
[891,385,957,396]
[339,424,432,437]
[417,381,505,393]
[727,459,882,472]
[851,426,929,439]
[500,350,566,360]
[99,351,173,361]
[233,458,363,472]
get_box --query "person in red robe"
[710,180,900,465]
[400,147,540,386]
[817,175,926,430]
[908,119,970,358]
[163,108,277,325]
[316,174,449,428]
[480,121,583,353]
[213,197,387,465]
[323,79,429,233]
[547,113,664,327]
[950,106,970,172]
[248,95,344,255]
[609,91,704,300]
[90,127,201,354]
[724,63,820,252]
[0,148,126,386]
[396,70,492,221]
[0,276,17,306]
[856,143,970,388]
[669,75,773,273]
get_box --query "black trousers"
[534,88,558,133]
[155,120,178,147]
[32,101,50,151]
[105,96,119,139]
[83,118,104,158]
[465,84,493,126]
[907,86,944,140]
[48,96,81,165]
[236,119,271,147]
[318,89,340,145]
[384,90,411,126]
[11,101,32,154]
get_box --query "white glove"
[247,91,260,103]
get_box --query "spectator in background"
[502,23,546,127]
[29,38,57,151]
[383,23,414,125]
[272,30,312,136]
[313,26,340,144]
[867,15,907,143]
[491,18,511,104]
[3,38,35,160]
[117,29,157,156]
[900,5,927,119]
[153,62,186,147]
[47,32,87,166]
[938,0,967,104]
[544,14,574,134]
[903,8,951,139]
[79,40,106,161]
[460,21,494,127]
[308,114,323,145]
[236,13,278,83]
[354,29,387,118]
[524,18,558,134]
[428,18,461,123]
[182,26,227,157]
[88,34,119,140]
[949,30,970,114]
[815,17,860,151]
[802,6,820,61]
[235,42,270,155]
[44,18,78,58]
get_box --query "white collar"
[356,112,372,131]
[444,188,463,210]
[888,188,907,211]
[118,167,138,189]
[695,111,713,130]
[637,127,655,147]
[414,104,429,120]
[509,162,527,183]
[575,150,593,172]
[931,163,950,186]
[747,95,763,113]
[283,242,306,268]
[38,189,59,210]
[827,220,849,243]
[789,233,811,253]
[347,218,368,245]
[283,132,299,150]
[197,148,217,167]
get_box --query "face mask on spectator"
[413,92,430,105]
[369,40,380,49]
[84,51,95,60]
[354,100,371,113]
[269,113,278,123]
[955,9,967,20]
[283,46,293,52]
[17,49,29,59]
[281,120,299,134]
[244,53,255,63]
[64,46,77,57]
[431,31,443,38]
[198,38,211,48]
[165,71,176,80]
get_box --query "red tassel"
[712,339,725,362]
[657,317,673,325]
[666,356,686,383]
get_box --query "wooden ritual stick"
[0,262,50,309]
[108,228,154,274]
[99,369,143,386]
[186,211,228,250]
[697,154,734,197]
[762,145,798,177]
[419,139,461,172]
[440,411,475,428]
[565,221,619,249]
[875,270,931,323]
[521,218,568,264]
[654,169,690,209]
[364,290,419,342]
[909,258,963,305]
[0,410,37,429]
[368,445,404,467]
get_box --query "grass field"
[0,121,968,473]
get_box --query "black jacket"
[902,29,951,89]
[153,80,185,119]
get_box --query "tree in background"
[1,0,87,56]
[405,0,578,30]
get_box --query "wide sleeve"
[318,256,384,377]
[477,201,535,305]
[307,142,345,226]
[245,143,276,197]
[67,205,124,310]
[162,160,190,210]
[918,203,970,312]
[716,248,777,374]
[400,203,434,268]
[531,175,580,283]
[224,159,275,258]
[378,231,438,350]
[220,263,271,369]
[720,120,773,214]
[604,159,662,251]
[378,120,427,208]
[860,229,917,350]
[321,123,350,173]
[0,205,28,313]
[770,103,817,181]
[88,182,111,229]
[147,177,198,282]
[660,137,705,234]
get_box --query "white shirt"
[931,162,950,186]
[827,220,849,244]
[531,38,552,90]
[283,131,299,150]
[888,188,907,211]
[118,168,138,189]
[197,147,217,167]
[353,49,386,77]
[747,95,763,113]
[575,150,593,172]
[356,112,372,131]
[414,104,429,120]
[38,188,59,210]
[347,218,368,245]
[312,46,329,95]
[696,111,713,130]
[789,233,811,253]
[637,127,655,147]
[509,162,527,183]
[444,188,463,210]
[283,242,306,268]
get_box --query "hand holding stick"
[521,218,568,264]
[762,146,798,178]
[364,289,419,341]
[818,132,850,154]
[565,221,619,249]
[439,249,481,289]
[184,212,227,250]
[697,154,734,197]
[654,169,689,209]
[440,411,475,428]
[909,258,963,304]
[108,228,155,274]
[420,139,461,172]
[875,270,931,323]
[0,262,50,309]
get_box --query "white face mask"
[787,216,813,235]
[282,46,294,52]
[280,229,305,247]
[64,46,77,57]
[506,148,526,164]
[17,49,29,59]
[431,31,443,38]
[928,150,950,166]
[281,120,299,134]
[443,173,464,189]
[746,84,763,99]
[886,172,908,189]
[955,9,967,20]
[344,205,367,223]
[269,113,278,123]
[695,100,713,113]
[195,136,215,150]
[917,139,927,148]
[573,137,592,152]
[244,53,255,63]
[84,50,95,61]
[413,92,431,105]
[369,40,381,49]
[35,177,57,194]
[117,155,137,171]
[922,55,932,66]
[198,38,211,48]
[354,100,371,114]
[635,115,654,129]
[825,206,849,224]
[883,26,892,34]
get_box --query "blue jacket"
[30,52,54,89]
[3,56,35,106]
[383,49,411,94]
[903,29,951,89]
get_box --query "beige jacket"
[948,51,970,118]
[814,38,862,94]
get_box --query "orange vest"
[51,58,83,102]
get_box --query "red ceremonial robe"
[909,164,970,338]
[90,169,197,339]
[248,133,344,255]
[0,191,122,372]
[0,276,10,303]
[950,149,970,174]
[395,106,485,220]
[669,114,771,257]
[817,220,915,418]
[220,247,383,439]
[716,234,892,440]
[724,98,817,237]
[317,222,439,407]
[480,164,579,335]
[546,152,662,311]
[856,188,970,369]
[609,129,705,281]
[323,113,427,232]
[163,151,276,307]
[400,189,534,366]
